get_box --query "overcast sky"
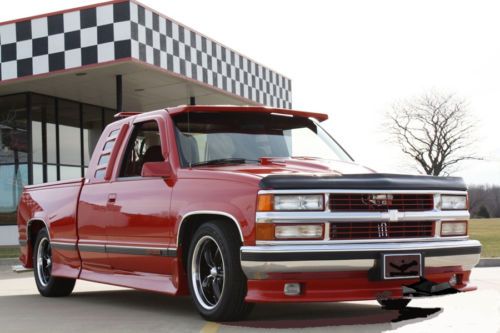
[2,0,499,185]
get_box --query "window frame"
[116,119,166,180]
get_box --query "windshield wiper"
[190,158,259,167]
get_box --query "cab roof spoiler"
[114,112,140,119]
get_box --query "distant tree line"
[468,185,500,218]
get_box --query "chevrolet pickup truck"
[17,105,481,321]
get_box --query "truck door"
[77,124,129,272]
[104,119,175,275]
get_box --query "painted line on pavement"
[200,322,220,333]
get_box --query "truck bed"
[17,178,84,278]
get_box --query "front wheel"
[33,229,76,297]
[378,298,411,310]
[187,221,253,321]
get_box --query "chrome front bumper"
[240,239,481,279]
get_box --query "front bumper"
[240,239,481,279]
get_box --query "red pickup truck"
[17,105,481,321]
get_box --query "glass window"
[0,164,28,225]
[103,139,115,151]
[120,121,163,177]
[104,108,116,128]
[95,169,106,180]
[58,100,81,166]
[172,112,352,168]
[47,165,57,182]
[83,104,103,166]
[0,94,28,225]
[33,163,44,185]
[108,129,119,138]
[60,166,82,180]
[98,154,110,166]
[32,120,43,163]
[31,95,56,164]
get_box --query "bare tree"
[469,185,500,218]
[387,92,480,176]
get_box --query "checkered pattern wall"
[0,1,292,108]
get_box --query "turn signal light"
[256,223,275,241]
[257,194,274,212]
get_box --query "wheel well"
[27,220,47,265]
[178,214,242,272]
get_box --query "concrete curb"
[476,258,500,267]
[0,258,20,266]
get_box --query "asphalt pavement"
[0,265,499,333]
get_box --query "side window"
[94,127,121,180]
[120,121,163,177]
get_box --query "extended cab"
[17,105,481,321]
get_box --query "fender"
[177,210,244,247]
[26,218,50,243]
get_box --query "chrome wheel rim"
[191,235,225,310]
[36,237,52,287]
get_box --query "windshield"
[172,112,352,167]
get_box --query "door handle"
[108,193,117,204]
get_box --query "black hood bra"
[259,173,467,191]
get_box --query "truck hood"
[191,157,466,191]
[193,157,374,178]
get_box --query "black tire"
[33,229,76,297]
[378,298,411,310]
[187,221,254,321]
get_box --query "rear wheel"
[378,298,411,310]
[33,229,76,297]
[187,221,253,321]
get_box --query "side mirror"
[141,161,173,178]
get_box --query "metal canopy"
[0,60,256,111]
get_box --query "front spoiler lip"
[240,239,481,279]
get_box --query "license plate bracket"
[383,253,422,280]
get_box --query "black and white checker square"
[0,2,133,80]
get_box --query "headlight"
[441,221,468,236]
[441,195,468,210]
[257,194,324,211]
[256,223,324,240]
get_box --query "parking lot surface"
[0,265,499,333]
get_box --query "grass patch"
[0,246,20,259]
[469,218,500,258]
[0,219,496,259]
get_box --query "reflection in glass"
[1,94,116,225]
[0,94,28,225]
[59,100,81,166]
[83,105,103,166]
[33,163,44,185]
[47,165,57,182]
[60,166,82,180]
[32,120,43,163]
[104,108,115,127]
[31,95,56,164]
